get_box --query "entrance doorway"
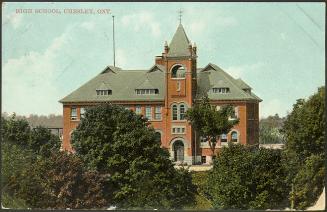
[173,140,184,162]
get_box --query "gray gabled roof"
[196,63,262,101]
[60,63,261,103]
[59,65,165,103]
[167,24,191,57]
[235,78,252,90]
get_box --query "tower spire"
[178,9,183,24]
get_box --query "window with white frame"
[171,65,186,78]
[154,106,162,120]
[172,105,178,120]
[200,136,207,143]
[135,89,159,95]
[179,104,186,120]
[96,89,112,95]
[171,103,187,121]
[212,87,230,94]
[135,105,142,115]
[221,134,227,142]
[145,106,152,120]
[172,126,186,134]
[80,107,86,118]
[231,131,238,142]
[228,106,239,119]
[71,107,77,120]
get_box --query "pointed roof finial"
[178,9,183,24]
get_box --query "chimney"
[188,41,192,55]
[164,41,169,54]
[193,42,197,55]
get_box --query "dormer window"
[212,87,230,94]
[135,89,159,95]
[243,88,251,94]
[96,89,112,95]
[171,65,186,78]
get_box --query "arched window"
[172,105,178,120]
[231,131,238,142]
[171,103,188,121]
[171,65,186,78]
[180,104,186,120]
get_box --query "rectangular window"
[135,89,159,95]
[135,105,142,115]
[154,106,162,120]
[213,87,230,94]
[172,105,178,120]
[221,134,227,142]
[71,107,77,120]
[172,126,186,134]
[80,107,86,118]
[201,156,206,164]
[145,106,152,120]
[200,136,207,143]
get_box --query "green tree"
[207,144,288,210]
[71,104,196,209]
[1,142,34,193]
[185,96,239,157]
[1,114,31,147]
[7,152,110,209]
[29,126,61,157]
[282,86,325,209]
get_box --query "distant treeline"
[1,113,63,128]
[259,114,286,144]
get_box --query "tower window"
[172,105,178,120]
[180,104,186,120]
[171,103,188,121]
[171,65,186,78]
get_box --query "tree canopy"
[207,144,288,210]
[71,104,196,209]
[281,86,325,209]
[185,96,239,155]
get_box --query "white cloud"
[121,11,161,38]
[3,12,23,29]
[81,21,95,31]
[2,21,94,116]
[225,62,264,79]
[2,33,70,115]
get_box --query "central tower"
[155,24,197,164]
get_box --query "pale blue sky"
[2,2,325,118]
